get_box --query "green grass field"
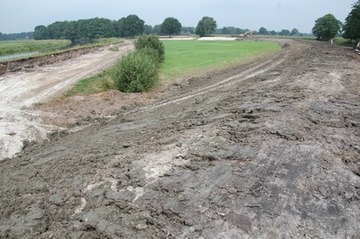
[0,38,123,58]
[0,39,71,56]
[65,40,281,96]
[161,40,280,80]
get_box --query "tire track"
[138,49,287,112]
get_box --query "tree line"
[32,13,308,44]
[33,15,217,43]
[34,16,142,44]
[6,1,360,44]
[0,32,34,41]
[255,27,306,36]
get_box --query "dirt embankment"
[0,40,360,238]
[0,41,134,160]
[0,46,108,76]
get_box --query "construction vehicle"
[237,31,253,41]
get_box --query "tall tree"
[34,25,50,40]
[89,18,116,39]
[312,14,342,41]
[114,18,126,37]
[259,27,268,35]
[75,19,92,43]
[161,17,182,37]
[63,21,78,43]
[195,16,217,37]
[290,28,299,36]
[144,25,153,35]
[121,15,145,38]
[343,0,360,41]
[153,25,162,35]
[47,21,70,39]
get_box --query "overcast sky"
[0,0,355,34]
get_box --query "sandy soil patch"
[160,36,196,41]
[0,41,133,159]
[197,37,238,41]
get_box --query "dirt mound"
[0,45,105,76]
[0,40,360,238]
[37,90,155,128]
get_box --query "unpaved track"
[0,41,133,159]
[1,40,360,238]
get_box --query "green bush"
[111,49,159,92]
[333,38,353,47]
[109,35,164,93]
[138,47,162,66]
[135,35,165,63]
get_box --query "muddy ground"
[0,40,360,238]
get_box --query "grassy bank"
[64,71,116,96]
[64,40,281,96]
[0,38,123,57]
[0,40,71,56]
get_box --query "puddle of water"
[0,51,40,62]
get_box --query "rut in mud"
[0,40,360,238]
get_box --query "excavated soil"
[1,40,360,238]
[0,41,134,160]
